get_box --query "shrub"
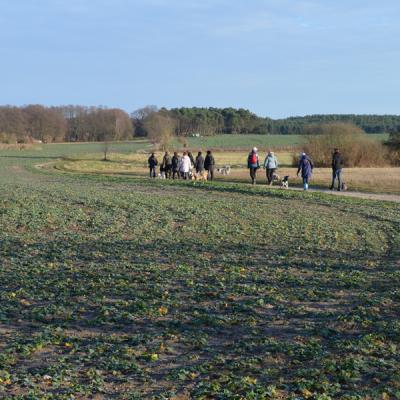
[295,123,389,167]
[0,132,17,144]
[386,132,400,165]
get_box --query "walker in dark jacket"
[195,152,205,173]
[171,153,180,179]
[204,151,215,181]
[148,153,158,178]
[297,153,314,190]
[188,152,195,166]
[161,152,172,179]
[330,149,344,191]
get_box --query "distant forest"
[0,104,399,143]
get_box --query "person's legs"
[209,168,214,181]
[250,168,257,184]
[266,168,270,184]
[269,168,276,185]
[250,168,255,184]
[336,169,342,191]
[303,176,309,190]
[330,169,336,190]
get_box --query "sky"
[0,0,399,118]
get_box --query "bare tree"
[131,105,158,121]
[102,142,111,161]
[143,113,175,150]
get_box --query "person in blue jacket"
[297,152,314,190]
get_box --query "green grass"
[171,133,389,150]
[0,144,399,399]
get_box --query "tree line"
[0,104,399,143]
[0,105,133,143]
[162,108,400,136]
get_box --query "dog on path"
[280,175,289,189]
[217,166,231,175]
[192,171,208,181]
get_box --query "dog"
[341,182,348,191]
[157,172,166,179]
[217,166,231,175]
[271,173,280,184]
[280,175,289,189]
[191,170,208,181]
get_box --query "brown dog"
[192,171,208,181]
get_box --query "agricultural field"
[0,143,399,399]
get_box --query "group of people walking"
[148,147,345,191]
[148,150,216,180]
[247,147,345,191]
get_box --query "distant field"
[171,133,389,150]
[0,134,388,157]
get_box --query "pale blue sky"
[0,0,399,118]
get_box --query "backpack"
[250,153,257,165]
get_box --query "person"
[161,151,172,179]
[330,148,344,191]
[172,152,180,179]
[297,152,314,190]
[204,150,215,181]
[263,150,279,185]
[247,147,260,184]
[148,152,158,178]
[187,151,195,167]
[194,151,204,174]
[180,151,191,180]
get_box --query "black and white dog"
[217,165,231,175]
[280,175,289,189]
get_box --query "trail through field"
[286,186,400,203]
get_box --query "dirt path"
[289,186,400,203]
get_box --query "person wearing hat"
[263,150,279,185]
[247,147,260,184]
[297,152,314,190]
